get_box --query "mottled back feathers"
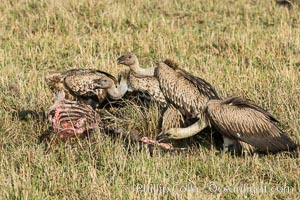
[221,96,279,123]
[128,72,167,106]
[156,59,220,119]
[46,69,117,106]
[163,59,220,100]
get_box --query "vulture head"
[117,52,138,67]
[156,128,180,142]
[92,76,116,89]
[92,74,129,100]
[117,52,155,78]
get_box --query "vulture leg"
[160,105,185,133]
[222,137,256,155]
[222,136,236,153]
[223,137,236,148]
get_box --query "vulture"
[45,69,128,108]
[117,69,184,133]
[159,96,297,153]
[117,52,220,137]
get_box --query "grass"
[0,0,300,199]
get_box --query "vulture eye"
[128,55,132,59]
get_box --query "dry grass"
[0,0,300,199]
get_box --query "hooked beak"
[156,132,170,142]
[92,80,101,90]
[92,79,107,90]
[117,56,125,65]
[92,85,101,90]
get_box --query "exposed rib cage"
[48,99,100,139]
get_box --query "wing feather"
[127,72,167,106]
[206,97,297,152]
[62,69,116,103]
[156,60,219,119]
[63,69,117,84]
[161,105,185,132]
[221,96,279,123]
[163,59,220,100]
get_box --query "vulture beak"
[92,85,101,90]
[156,132,171,142]
[117,56,125,65]
[92,80,101,90]
[92,79,108,90]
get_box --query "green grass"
[0,0,300,199]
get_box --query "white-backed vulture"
[45,69,128,108]
[159,96,297,153]
[92,69,183,143]
[117,52,220,139]
[117,69,185,133]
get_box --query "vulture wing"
[127,72,167,106]
[62,69,117,103]
[155,60,219,118]
[163,59,220,100]
[206,97,297,152]
[160,105,185,132]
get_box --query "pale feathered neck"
[106,79,128,100]
[129,60,155,77]
[170,119,207,139]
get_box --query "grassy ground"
[0,0,300,199]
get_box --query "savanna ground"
[0,0,300,199]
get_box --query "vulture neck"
[130,61,155,77]
[172,119,207,139]
[107,81,128,100]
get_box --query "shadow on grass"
[13,109,47,122]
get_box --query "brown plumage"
[45,69,119,107]
[118,69,167,107]
[117,53,220,138]
[205,96,297,153]
[156,60,220,119]
[160,104,185,132]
